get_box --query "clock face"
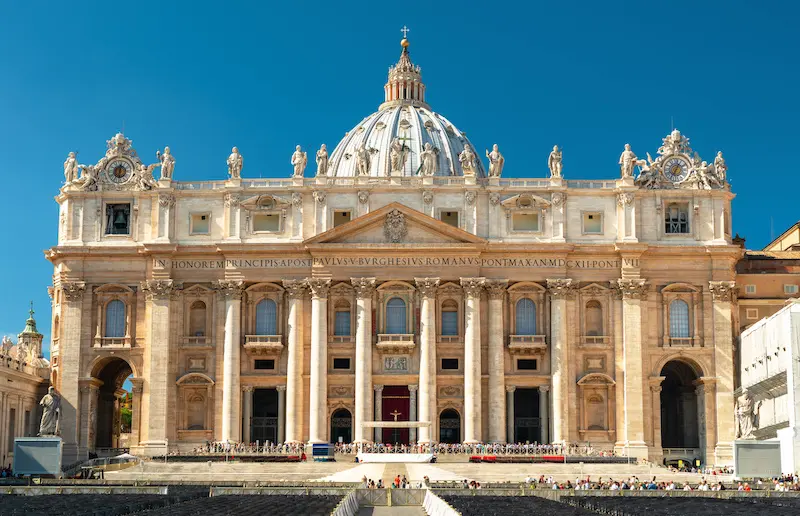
[663,156,690,182]
[106,160,132,183]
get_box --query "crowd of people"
[361,473,428,489]
[334,442,611,456]
[189,441,306,455]
[515,474,800,491]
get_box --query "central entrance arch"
[330,408,352,443]
[660,360,702,454]
[439,409,461,443]
[92,357,134,450]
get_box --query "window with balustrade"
[386,297,407,334]
[93,284,135,348]
[104,300,126,338]
[255,299,278,335]
[661,284,702,347]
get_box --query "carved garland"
[465,191,477,206]
[358,191,370,205]
[224,193,240,208]
[551,192,566,207]
[422,191,434,205]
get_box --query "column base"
[133,440,169,457]
[713,442,734,466]
[614,441,649,460]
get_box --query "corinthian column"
[307,278,331,443]
[214,280,244,443]
[282,279,306,443]
[486,279,508,443]
[415,277,439,444]
[613,278,649,458]
[352,278,376,443]
[708,280,738,464]
[58,281,86,463]
[547,278,574,445]
[461,277,485,444]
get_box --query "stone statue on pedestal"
[714,151,727,182]
[735,389,758,439]
[291,145,308,178]
[548,145,563,178]
[486,144,504,177]
[39,386,61,436]
[355,142,371,176]
[227,147,243,179]
[315,144,328,176]
[389,138,409,175]
[419,143,438,176]
[63,152,79,183]
[458,145,476,176]
[156,147,175,180]
[618,144,638,178]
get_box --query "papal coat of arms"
[383,209,407,243]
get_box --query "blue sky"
[0,0,797,354]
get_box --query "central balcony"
[508,335,547,355]
[376,334,416,354]
[243,335,284,356]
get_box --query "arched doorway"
[93,357,133,450]
[439,409,461,443]
[330,408,352,443]
[660,360,701,454]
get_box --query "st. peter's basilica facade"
[47,37,739,465]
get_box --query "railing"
[566,179,617,189]
[662,447,701,459]
[181,336,212,347]
[376,334,416,353]
[243,335,284,355]
[93,336,131,348]
[580,335,610,346]
[498,178,551,188]
[174,181,228,190]
[243,179,295,188]
[438,336,462,344]
[508,335,547,354]
[663,337,701,347]
[432,177,467,186]
[331,335,354,344]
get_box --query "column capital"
[129,377,144,394]
[506,385,516,393]
[374,384,384,392]
[276,385,286,392]
[485,279,509,300]
[79,377,103,391]
[243,385,255,393]
[61,281,86,301]
[408,384,418,392]
[282,279,307,299]
[141,279,179,300]
[351,277,376,299]
[213,280,245,300]
[414,278,440,298]
[708,281,738,302]
[612,278,648,300]
[538,385,550,393]
[460,277,486,297]
[546,278,576,298]
[307,278,331,299]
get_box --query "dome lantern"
[380,29,428,110]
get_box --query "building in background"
[0,307,51,466]
[47,35,740,467]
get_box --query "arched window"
[105,300,126,338]
[669,299,690,338]
[334,300,351,336]
[189,301,206,337]
[515,298,536,335]
[386,297,407,334]
[585,301,603,336]
[255,299,278,335]
[441,300,458,336]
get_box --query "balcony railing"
[508,335,547,355]
[243,335,284,356]
[181,336,212,348]
[662,337,701,347]
[93,336,131,349]
[438,335,462,344]
[376,334,416,353]
[580,335,610,346]
[331,335,354,344]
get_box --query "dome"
[327,39,486,178]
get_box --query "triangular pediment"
[305,202,486,246]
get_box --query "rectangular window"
[512,213,540,232]
[440,211,459,228]
[744,285,756,295]
[441,358,459,370]
[746,308,759,320]
[441,311,458,336]
[105,203,131,235]
[254,359,275,370]
[665,203,689,234]
[333,210,352,228]
[517,359,538,371]
[333,358,351,370]
[253,213,281,232]
[785,284,798,295]
[190,213,210,235]
[334,311,351,336]
[582,212,603,234]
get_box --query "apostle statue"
[618,144,638,178]
[291,145,308,178]
[315,144,328,176]
[486,144,505,178]
[419,143,438,176]
[714,151,727,182]
[389,138,409,175]
[355,142,371,176]
[735,389,759,439]
[38,386,61,436]
[156,146,175,180]
[227,147,243,179]
[63,152,79,183]
[548,145,563,178]
[459,145,477,176]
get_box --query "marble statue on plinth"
[315,144,328,176]
[389,138,409,175]
[419,143,438,176]
[227,147,243,179]
[38,386,61,436]
[458,146,477,176]
[548,145,563,178]
[355,142,371,176]
[735,389,759,439]
[618,144,638,178]
[63,152,79,183]
[291,145,308,178]
[157,147,175,180]
[486,144,504,178]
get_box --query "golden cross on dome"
[389,409,402,421]
[400,26,410,39]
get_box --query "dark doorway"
[252,388,279,444]
[381,385,410,444]
[94,357,133,450]
[439,409,461,443]
[514,388,541,444]
[661,361,700,448]
[330,408,352,443]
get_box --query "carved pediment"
[500,193,551,210]
[241,194,291,211]
[577,372,615,386]
[304,202,486,246]
[580,282,610,297]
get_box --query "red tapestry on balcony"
[381,385,410,444]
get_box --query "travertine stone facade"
[47,38,741,466]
